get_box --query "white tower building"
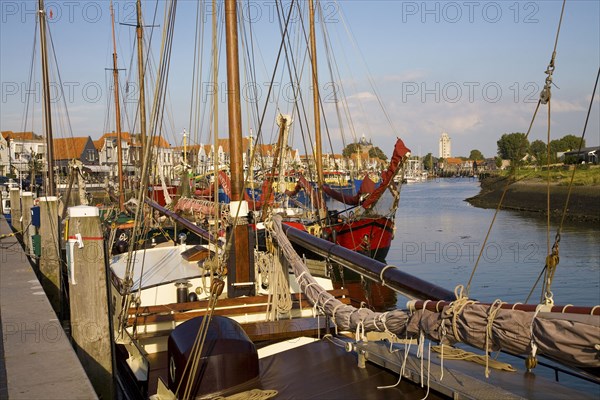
[439,132,451,158]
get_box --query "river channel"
[388,178,600,307]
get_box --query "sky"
[1,0,599,159]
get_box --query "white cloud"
[551,99,586,113]
[347,91,377,102]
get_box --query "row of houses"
[1,131,385,184]
[1,131,172,182]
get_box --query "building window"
[87,150,95,162]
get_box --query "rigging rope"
[466,0,567,298]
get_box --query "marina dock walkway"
[0,217,97,399]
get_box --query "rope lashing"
[526,306,543,371]
[446,285,477,342]
[432,346,516,373]
[485,300,505,378]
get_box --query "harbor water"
[384,178,599,393]
[387,178,599,307]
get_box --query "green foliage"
[422,153,434,170]
[559,134,585,151]
[549,135,586,162]
[499,165,600,185]
[468,149,484,160]
[342,143,361,158]
[529,140,547,165]
[497,133,529,163]
[495,156,502,168]
[368,147,387,161]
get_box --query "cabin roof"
[564,146,600,155]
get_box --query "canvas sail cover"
[270,215,600,373]
[405,305,600,369]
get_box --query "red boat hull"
[325,216,394,262]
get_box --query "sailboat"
[60,0,599,399]
[102,1,348,397]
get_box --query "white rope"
[418,342,432,400]
[379,264,394,287]
[418,331,425,386]
[440,342,444,381]
[331,303,344,334]
[377,341,412,390]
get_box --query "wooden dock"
[0,216,97,399]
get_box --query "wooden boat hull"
[325,216,394,262]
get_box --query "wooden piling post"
[67,205,113,399]
[38,196,61,313]
[9,188,21,231]
[21,191,33,255]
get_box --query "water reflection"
[388,178,600,306]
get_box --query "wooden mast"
[136,0,147,167]
[225,0,254,297]
[38,0,55,196]
[309,0,326,220]
[110,1,125,211]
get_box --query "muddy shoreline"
[466,176,600,222]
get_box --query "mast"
[225,0,253,297]
[309,0,326,219]
[136,0,147,165]
[38,0,55,196]
[111,1,125,211]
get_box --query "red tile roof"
[445,157,465,165]
[150,136,171,148]
[53,137,91,160]
[1,131,42,141]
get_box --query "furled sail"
[270,215,600,374]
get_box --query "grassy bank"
[468,166,600,222]
[488,165,600,186]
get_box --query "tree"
[497,133,529,164]
[422,153,434,170]
[368,147,387,161]
[495,156,503,168]
[559,134,584,152]
[529,140,547,165]
[468,149,484,160]
[342,143,361,158]
[437,157,445,170]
